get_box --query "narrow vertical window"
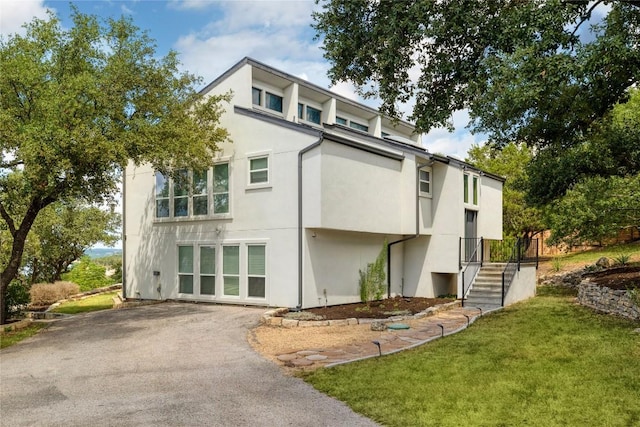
[213,163,229,214]
[155,172,170,218]
[249,156,269,184]
[463,174,469,204]
[247,245,266,298]
[252,87,261,106]
[200,246,215,295]
[223,246,240,296]
[173,169,189,217]
[473,176,479,205]
[192,169,208,216]
[298,103,304,120]
[178,245,194,294]
[419,168,431,196]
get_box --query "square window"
[265,92,283,113]
[249,156,269,184]
[306,106,321,124]
[248,277,265,298]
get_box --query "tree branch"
[0,201,16,237]
[0,159,24,169]
[569,0,604,38]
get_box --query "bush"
[359,241,387,303]
[4,281,31,319]
[30,281,80,306]
[62,257,116,291]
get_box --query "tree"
[545,175,640,248]
[0,10,230,323]
[314,1,640,201]
[466,143,544,240]
[24,202,120,284]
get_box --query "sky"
[0,0,485,160]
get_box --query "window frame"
[177,245,194,295]
[418,167,432,198]
[247,244,267,299]
[246,151,271,189]
[464,172,480,207]
[222,244,241,298]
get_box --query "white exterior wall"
[504,265,537,306]
[124,58,507,309]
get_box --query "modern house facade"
[123,57,520,309]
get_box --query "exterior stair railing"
[460,237,483,307]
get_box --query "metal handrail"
[460,238,483,307]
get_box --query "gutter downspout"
[387,159,433,298]
[297,133,324,309]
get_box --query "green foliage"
[51,291,118,315]
[1,323,46,349]
[3,281,30,319]
[304,294,640,426]
[627,286,640,308]
[359,241,387,303]
[614,252,631,266]
[551,257,563,273]
[467,143,545,239]
[545,175,640,248]
[62,257,116,292]
[0,9,230,322]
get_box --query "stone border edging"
[578,279,640,321]
[260,300,462,328]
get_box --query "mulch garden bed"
[287,296,455,320]
[585,265,640,290]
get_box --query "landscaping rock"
[371,321,387,331]
[596,257,611,268]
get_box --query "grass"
[1,323,47,349]
[51,291,118,315]
[552,241,640,265]
[303,293,640,427]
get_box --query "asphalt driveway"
[0,303,378,426]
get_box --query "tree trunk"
[1,197,53,324]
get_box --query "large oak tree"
[0,10,230,323]
[314,0,640,202]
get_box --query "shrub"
[614,252,631,266]
[62,257,116,291]
[30,281,80,306]
[359,241,387,303]
[4,281,31,319]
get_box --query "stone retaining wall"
[578,280,640,321]
[261,300,461,328]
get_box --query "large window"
[154,162,230,219]
[178,245,194,294]
[223,246,240,296]
[298,103,322,125]
[155,172,170,218]
[200,246,215,295]
[350,121,369,132]
[419,167,431,197]
[247,245,266,298]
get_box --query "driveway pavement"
[0,303,378,426]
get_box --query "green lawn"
[303,291,640,426]
[51,291,118,314]
[552,241,640,265]
[1,323,47,349]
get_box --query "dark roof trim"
[322,133,405,161]
[234,106,322,137]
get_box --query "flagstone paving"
[274,306,494,369]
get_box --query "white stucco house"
[122,57,535,309]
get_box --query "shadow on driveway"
[1,303,378,426]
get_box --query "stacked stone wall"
[578,281,640,321]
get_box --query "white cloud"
[0,0,51,37]
[423,110,486,160]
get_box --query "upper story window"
[248,155,269,185]
[298,103,322,125]
[419,167,432,197]
[336,116,348,125]
[464,173,479,206]
[350,121,369,132]
[154,162,230,220]
[252,86,282,113]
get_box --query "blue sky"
[1,0,485,160]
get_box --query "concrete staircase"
[463,263,506,310]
